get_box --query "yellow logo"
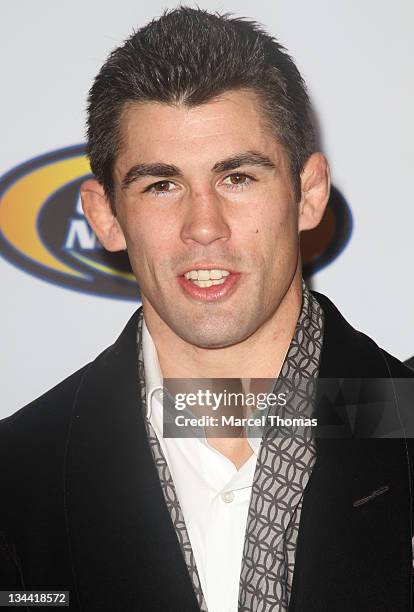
[0,145,138,300]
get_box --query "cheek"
[121,205,177,261]
[120,212,186,298]
[248,197,298,256]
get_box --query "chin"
[182,335,242,350]
[176,319,254,350]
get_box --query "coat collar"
[314,291,388,379]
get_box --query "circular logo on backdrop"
[0,145,138,300]
[0,145,352,300]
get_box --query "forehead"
[116,90,286,171]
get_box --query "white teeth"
[184,268,231,281]
[210,269,222,280]
[191,278,225,288]
[197,270,210,281]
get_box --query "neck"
[143,270,303,379]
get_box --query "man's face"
[113,90,301,348]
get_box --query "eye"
[222,173,255,190]
[144,180,177,196]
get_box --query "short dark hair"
[87,7,316,211]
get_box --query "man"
[1,7,413,611]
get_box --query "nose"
[180,189,231,246]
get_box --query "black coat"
[1,292,413,611]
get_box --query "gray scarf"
[136,282,324,611]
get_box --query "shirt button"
[221,491,235,504]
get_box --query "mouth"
[177,266,241,302]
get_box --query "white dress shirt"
[142,319,260,612]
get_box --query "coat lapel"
[289,292,412,611]
[64,311,200,611]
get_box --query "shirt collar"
[142,317,164,415]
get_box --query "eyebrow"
[122,163,182,189]
[211,151,276,173]
[121,150,276,190]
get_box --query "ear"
[298,153,331,232]
[80,179,126,251]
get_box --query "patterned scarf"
[136,282,324,611]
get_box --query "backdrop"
[1,0,413,418]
